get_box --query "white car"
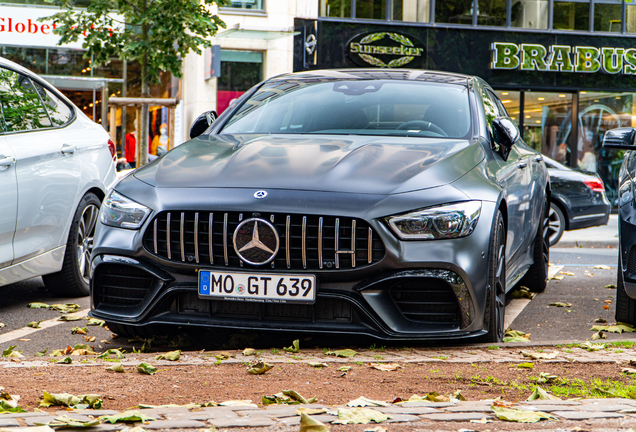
[0,57,116,297]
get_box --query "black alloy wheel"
[481,210,506,342]
[616,259,636,325]
[548,203,565,246]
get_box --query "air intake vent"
[628,246,636,276]
[93,264,154,307]
[143,211,385,271]
[390,278,461,324]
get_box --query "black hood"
[134,134,484,195]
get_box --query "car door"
[0,66,81,264]
[0,134,17,269]
[483,89,529,263]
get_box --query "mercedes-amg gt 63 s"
[90,69,550,342]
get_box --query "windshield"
[221,79,472,139]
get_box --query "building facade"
[294,0,636,206]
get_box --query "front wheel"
[480,210,506,343]
[43,192,101,297]
[616,260,636,325]
[548,203,565,246]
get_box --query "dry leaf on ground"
[369,363,401,371]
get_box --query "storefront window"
[594,2,622,32]
[222,0,264,10]
[522,92,573,165]
[494,90,521,125]
[320,0,352,17]
[511,0,549,28]
[628,4,636,33]
[217,50,263,114]
[0,0,91,6]
[356,0,387,19]
[553,1,590,31]
[478,0,506,26]
[435,0,473,24]
[392,0,430,22]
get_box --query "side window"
[39,86,73,127]
[488,90,508,117]
[482,88,502,134]
[0,67,52,132]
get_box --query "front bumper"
[90,189,497,341]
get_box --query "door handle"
[61,144,76,154]
[0,156,15,167]
[535,155,543,162]
[518,161,528,169]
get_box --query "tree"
[45,0,228,166]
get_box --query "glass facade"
[392,0,430,22]
[217,50,263,114]
[222,0,264,10]
[511,0,548,29]
[553,1,590,31]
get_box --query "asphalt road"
[0,245,629,356]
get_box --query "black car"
[604,127,636,325]
[544,156,610,246]
[90,70,550,343]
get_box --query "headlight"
[99,191,152,229]
[386,201,482,240]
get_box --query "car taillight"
[584,177,605,192]
[107,139,116,161]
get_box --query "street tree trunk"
[138,0,150,167]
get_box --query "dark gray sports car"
[90,70,550,343]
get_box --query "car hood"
[134,134,484,195]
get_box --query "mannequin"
[151,123,169,156]
[125,128,136,168]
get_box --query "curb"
[554,240,618,249]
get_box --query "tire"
[43,192,101,297]
[480,210,506,343]
[520,196,550,293]
[616,260,636,325]
[548,203,565,246]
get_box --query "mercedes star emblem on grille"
[254,190,268,199]
[233,218,280,265]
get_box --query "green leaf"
[49,303,81,313]
[346,397,388,407]
[283,339,300,353]
[42,415,101,428]
[35,348,48,357]
[308,362,328,368]
[39,392,102,409]
[242,348,256,356]
[59,315,83,321]
[87,318,106,326]
[57,357,72,364]
[537,372,558,384]
[590,323,636,334]
[247,361,273,375]
[299,412,330,432]
[137,362,157,375]
[517,362,534,369]
[106,364,125,373]
[97,349,125,360]
[0,323,5,328]
[325,349,358,358]
[338,366,352,372]
[2,346,22,358]
[521,351,559,360]
[281,390,316,404]
[503,329,530,343]
[71,327,88,334]
[27,302,50,308]
[27,320,42,328]
[155,350,181,361]
[580,341,605,351]
[548,302,572,307]
[333,408,391,424]
[527,386,560,400]
[491,405,555,423]
[101,410,156,423]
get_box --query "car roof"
[270,69,471,86]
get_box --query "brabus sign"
[347,31,425,68]
[491,42,636,75]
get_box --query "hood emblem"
[254,190,268,199]
[233,218,280,265]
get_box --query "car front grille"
[93,264,154,307]
[390,278,461,324]
[143,211,385,271]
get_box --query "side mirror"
[189,110,217,139]
[603,127,636,149]
[492,117,519,161]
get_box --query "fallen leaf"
[72,349,97,356]
[0,323,4,328]
[470,417,493,424]
[86,318,105,326]
[595,318,607,323]
[27,302,49,309]
[136,362,157,375]
[155,350,181,361]
[491,405,556,423]
[282,390,316,404]
[537,372,557,384]
[527,386,560,400]
[347,397,389,407]
[605,284,617,289]
[516,362,534,369]
[296,407,327,415]
[548,302,572,308]
[299,412,330,432]
[325,349,357,358]
[27,320,42,328]
[521,350,558,360]
[40,392,102,409]
[71,327,88,335]
[369,363,401,371]
[242,348,256,356]
[214,351,232,360]
[101,411,156,423]
[511,286,535,299]
[503,330,531,343]
[56,357,72,364]
[247,360,273,375]
[97,349,125,360]
[308,362,328,368]
[363,427,387,432]
[425,391,449,402]
[580,341,605,351]
[559,271,575,276]
[218,400,256,407]
[594,265,612,269]
[338,366,352,372]
[39,415,101,428]
[35,349,48,357]
[84,336,97,342]
[2,346,22,358]
[549,275,564,280]
[17,338,29,342]
[605,300,612,304]
[58,315,82,322]
[106,364,125,373]
[100,340,111,344]
[49,304,81,313]
[333,408,391,425]
[592,331,606,340]
[451,390,467,402]
[283,339,300,353]
[603,305,610,310]
[591,323,636,333]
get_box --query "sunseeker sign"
[491,42,636,74]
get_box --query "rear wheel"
[520,196,550,293]
[548,203,565,246]
[43,192,101,297]
[480,211,506,343]
[616,260,636,325]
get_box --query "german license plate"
[198,270,316,304]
